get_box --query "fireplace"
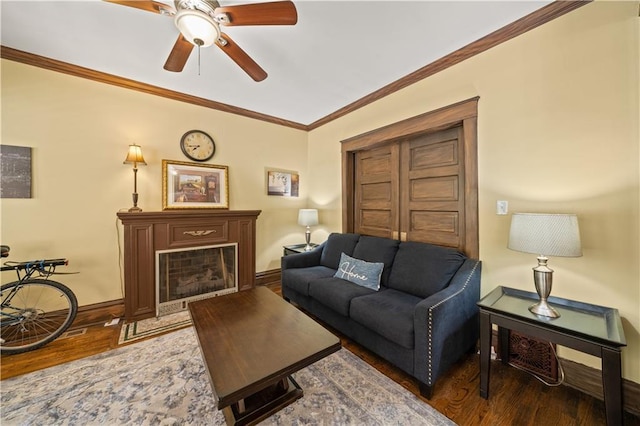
[117,210,260,321]
[156,243,238,316]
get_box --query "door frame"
[341,96,479,259]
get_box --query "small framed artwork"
[162,160,229,209]
[0,145,32,199]
[266,168,299,197]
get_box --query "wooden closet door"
[400,126,465,248]
[342,97,478,258]
[353,143,400,238]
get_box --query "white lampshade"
[298,209,319,227]
[508,213,582,257]
[175,9,220,47]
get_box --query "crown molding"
[1,1,589,132]
[306,0,590,130]
[0,46,307,131]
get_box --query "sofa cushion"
[352,235,399,286]
[349,289,421,349]
[334,253,384,291]
[309,277,375,316]
[282,265,336,296]
[387,242,466,298]
[320,233,361,269]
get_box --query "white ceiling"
[1,0,552,126]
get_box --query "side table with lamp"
[478,213,627,425]
[283,209,320,255]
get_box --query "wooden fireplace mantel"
[117,209,261,321]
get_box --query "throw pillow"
[333,253,384,291]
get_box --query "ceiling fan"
[105,0,297,81]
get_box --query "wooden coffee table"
[188,286,341,426]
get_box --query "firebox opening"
[156,243,238,316]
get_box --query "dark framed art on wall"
[0,145,32,199]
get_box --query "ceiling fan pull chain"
[197,44,201,76]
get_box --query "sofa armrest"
[413,259,482,388]
[281,242,325,270]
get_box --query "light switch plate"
[497,200,508,215]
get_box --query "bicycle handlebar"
[1,258,68,272]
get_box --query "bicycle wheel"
[1,279,78,354]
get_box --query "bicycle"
[1,245,78,354]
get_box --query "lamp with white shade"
[508,213,582,318]
[298,209,319,251]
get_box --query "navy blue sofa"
[281,232,481,398]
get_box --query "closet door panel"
[410,176,459,201]
[409,211,460,246]
[410,137,458,170]
[402,126,465,248]
[354,144,399,238]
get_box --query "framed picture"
[266,168,299,197]
[162,160,229,209]
[0,145,32,199]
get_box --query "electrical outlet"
[496,200,508,215]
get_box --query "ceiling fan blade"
[103,0,175,15]
[216,33,267,82]
[214,1,297,26]
[164,35,194,72]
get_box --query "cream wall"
[308,2,640,383]
[1,0,638,385]
[1,61,309,305]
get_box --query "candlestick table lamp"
[123,144,147,212]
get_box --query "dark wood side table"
[478,286,627,426]
[283,243,318,256]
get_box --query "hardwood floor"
[2,285,639,426]
[1,321,121,380]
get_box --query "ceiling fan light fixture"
[175,8,220,47]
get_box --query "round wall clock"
[180,130,215,162]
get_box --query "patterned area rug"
[1,327,455,425]
[118,311,192,345]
